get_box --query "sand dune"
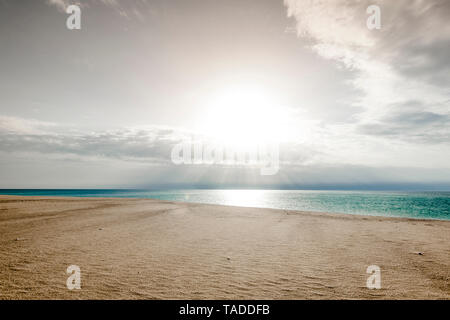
[0,195,449,299]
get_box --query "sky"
[0,0,449,189]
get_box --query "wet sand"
[0,195,449,299]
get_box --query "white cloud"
[0,115,449,188]
[284,0,450,142]
[1,115,449,170]
[0,117,182,164]
[0,116,58,135]
[46,0,70,12]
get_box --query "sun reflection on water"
[219,189,268,208]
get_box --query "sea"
[0,189,449,220]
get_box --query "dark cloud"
[0,128,182,164]
[358,101,450,143]
[0,127,320,166]
[392,38,450,88]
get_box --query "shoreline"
[1,195,449,299]
[0,193,448,222]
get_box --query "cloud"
[355,99,450,143]
[0,116,332,182]
[0,116,449,188]
[0,123,181,165]
[0,115,58,135]
[285,0,450,70]
[1,115,449,173]
[46,0,70,12]
[0,116,320,167]
[359,112,450,143]
[284,0,450,144]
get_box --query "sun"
[198,85,292,148]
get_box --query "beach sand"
[0,195,449,299]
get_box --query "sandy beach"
[0,195,449,299]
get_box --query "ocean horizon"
[1,189,449,221]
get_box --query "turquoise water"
[1,189,449,220]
